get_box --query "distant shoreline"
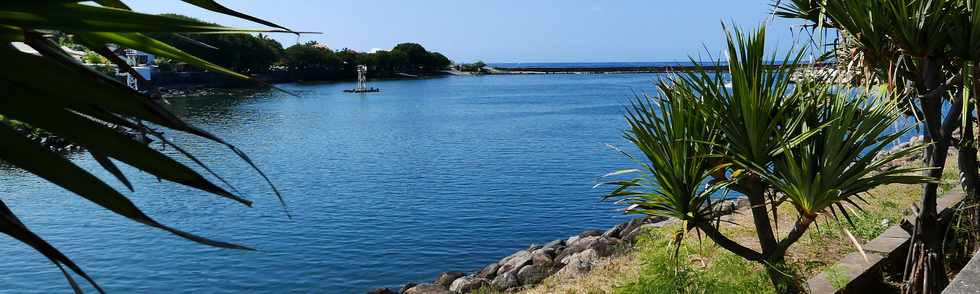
[486,63,827,75]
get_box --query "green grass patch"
[614,228,773,294]
[824,265,849,291]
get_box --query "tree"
[0,1,293,292]
[776,1,979,292]
[152,14,285,74]
[429,52,452,70]
[392,43,428,67]
[602,26,930,293]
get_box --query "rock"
[602,222,628,239]
[476,262,499,279]
[399,282,418,294]
[622,218,647,236]
[620,217,665,243]
[497,250,533,275]
[367,288,398,294]
[566,235,580,246]
[711,199,738,214]
[491,271,519,290]
[557,249,599,278]
[433,271,465,287]
[403,283,451,294]
[517,264,551,285]
[531,247,556,267]
[542,239,565,251]
[578,229,604,238]
[735,197,750,209]
[592,237,624,257]
[556,236,599,263]
[449,276,488,293]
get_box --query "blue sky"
[126,0,810,63]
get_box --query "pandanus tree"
[777,0,980,292]
[603,25,931,293]
[0,1,302,292]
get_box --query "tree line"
[153,14,452,81]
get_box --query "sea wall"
[368,197,751,294]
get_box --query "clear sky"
[125,0,810,63]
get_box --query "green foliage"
[615,228,773,294]
[151,14,285,74]
[82,51,108,64]
[602,25,930,290]
[458,61,488,72]
[824,265,850,291]
[0,1,293,292]
[281,41,451,80]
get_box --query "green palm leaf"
[0,0,305,292]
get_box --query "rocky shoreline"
[369,197,751,294]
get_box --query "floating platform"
[343,88,381,93]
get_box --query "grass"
[613,228,774,294]
[516,150,960,294]
[824,265,849,291]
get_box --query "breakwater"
[490,63,828,75]
[373,197,750,294]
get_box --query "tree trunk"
[764,257,804,293]
[745,175,778,254]
[905,56,951,294]
[960,108,977,198]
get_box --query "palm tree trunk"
[745,175,778,254]
[764,256,804,294]
[906,56,951,294]
[960,108,977,198]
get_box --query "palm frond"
[0,1,304,292]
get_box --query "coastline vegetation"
[9,0,980,293]
[600,24,930,292]
[149,14,452,82]
[519,156,959,294]
[0,1,296,292]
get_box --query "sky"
[125,0,811,63]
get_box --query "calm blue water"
[0,74,663,293]
[490,61,694,69]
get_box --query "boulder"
[602,222,628,239]
[542,239,565,251]
[496,250,533,275]
[711,200,738,215]
[476,262,499,279]
[449,276,488,293]
[367,288,398,294]
[403,284,451,294]
[557,248,599,278]
[735,197,750,210]
[490,271,519,290]
[531,247,556,267]
[621,218,647,237]
[556,236,599,263]
[579,229,604,238]
[621,217,666,243]
[593,237,624,257]
[399,282,418,294]
[565,235,580,246]
[433,272,466,287]
[517,264,552,285]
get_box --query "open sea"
[0,73,670,293]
